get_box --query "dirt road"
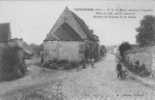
[0,54,155,100]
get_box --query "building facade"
[43,7,99,64]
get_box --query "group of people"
[116,63,128,80]
[81,42,98,69]
[116,60,148,80]
[129,61,146,73]
[82,58,95,69]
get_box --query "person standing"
[116,63,122,79]
[90,58,95,68]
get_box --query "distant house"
[125,45,155,72]
[0,23,11,60]
[8,38,33,58]
[43,7,99,64]
[0,23,32,59]
[0,23,11,42]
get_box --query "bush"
[119,42,131,59]
[42,59,80,70]
[30,44,43,57]
[1,46,19,72]
[0,46,26,81]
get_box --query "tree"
[30,44,43,56]
[136,15,155,46]
[119,42,131,58]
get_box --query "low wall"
[125,46,155,72]
[125,52,152,72]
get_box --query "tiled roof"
[45,7,98,42]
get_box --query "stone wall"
[125,46,155,72]
[43,41,85,63]
[125,52,152,72]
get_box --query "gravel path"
[0,54,155,100]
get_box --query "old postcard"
[0,0,155,100]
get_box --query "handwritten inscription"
[74,8,153,19]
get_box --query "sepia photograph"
[0,0,155,100]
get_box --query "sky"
[0,0,155,46]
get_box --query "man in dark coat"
[116,63,123,79]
